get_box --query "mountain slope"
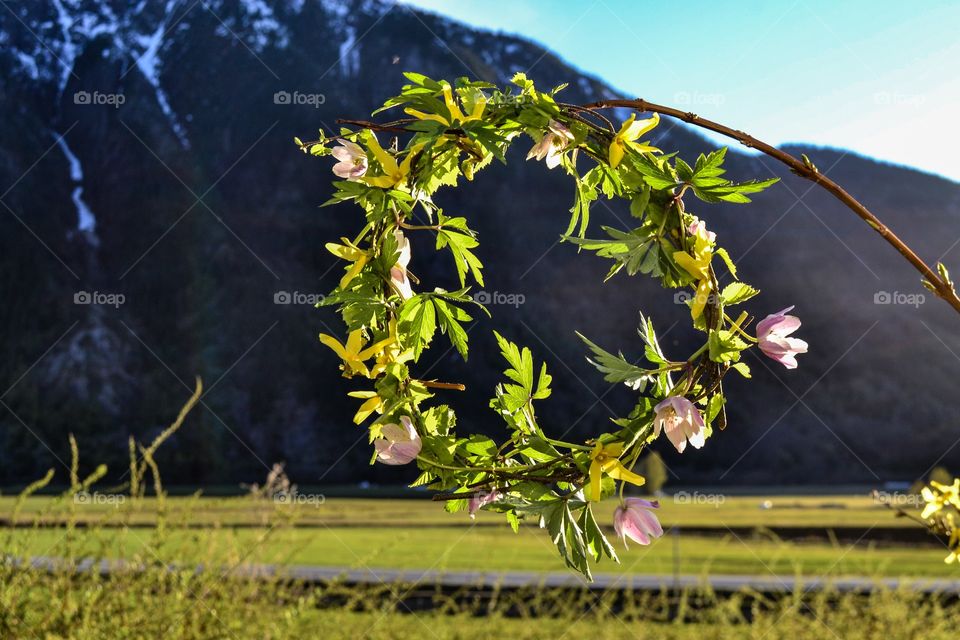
[1,0,958,486]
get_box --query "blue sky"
[401,0,960,181]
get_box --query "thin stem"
[398,221,442,231]
[581,97,960,315]
[417,380,467,391]
[542,436,592,451]
[724,311,758,343]
[687,342,709,362]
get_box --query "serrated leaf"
[721,282,759,305]
[714,247,738,279]
[506,509,520,533]
[433,297,471,359]
[577,332,651,391]
[437,226,484,287]
[708,329,749,363]
[399,296,437,360]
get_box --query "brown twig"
[418,380,467,391]
[580,98,960,315]
[335,118,414,132]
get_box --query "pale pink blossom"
[331,140,368,180]
[756,306,808,369]
[688,217,716,243]
[613,498,663,547]
[653,396,706,453]
[390,229,413,300]
[526,120,575,169]
[468,489,501,519]
[374,416,422,465]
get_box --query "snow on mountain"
[132,0,191,147]
[53,130,99,246]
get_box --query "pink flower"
[613,498,663,547]
[374,416,422,465]
[468,489,501,519]
[687,217,716,243]
[653,396,706,453]
[390,229,413,300]
[756,306,808,369]
[526,120,575,169]
[331,140,367,180]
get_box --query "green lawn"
[0,492,922,528]
[0,493,951,579]
[2,494,957,640]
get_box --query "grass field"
[0,492,922,528]
[0,493,949,579]
[2,492,957,639]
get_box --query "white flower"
[526,120,575,169]
[653,396,706,453]
[331,141,367,180]
[390,229,413,300]
[374,416,422,465]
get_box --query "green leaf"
[399,296,437,360]
[708,329,749,363]
[565,226,664,280]
[491,332,552,432]
[436,219,484,287]
[505,510,520,533]
[577,332,652,391]
[714,247,738,279]
[683,147,779,203]
[462,434,497,457]
[581,504,619,563]
[629,185,651,219]
[444,498,468,514]
[720,282,759,305]
[731,361,752,378]
[433,297,471,359]
[705,393,726,425]
[533,363,553,400]
[566,170,598,238]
